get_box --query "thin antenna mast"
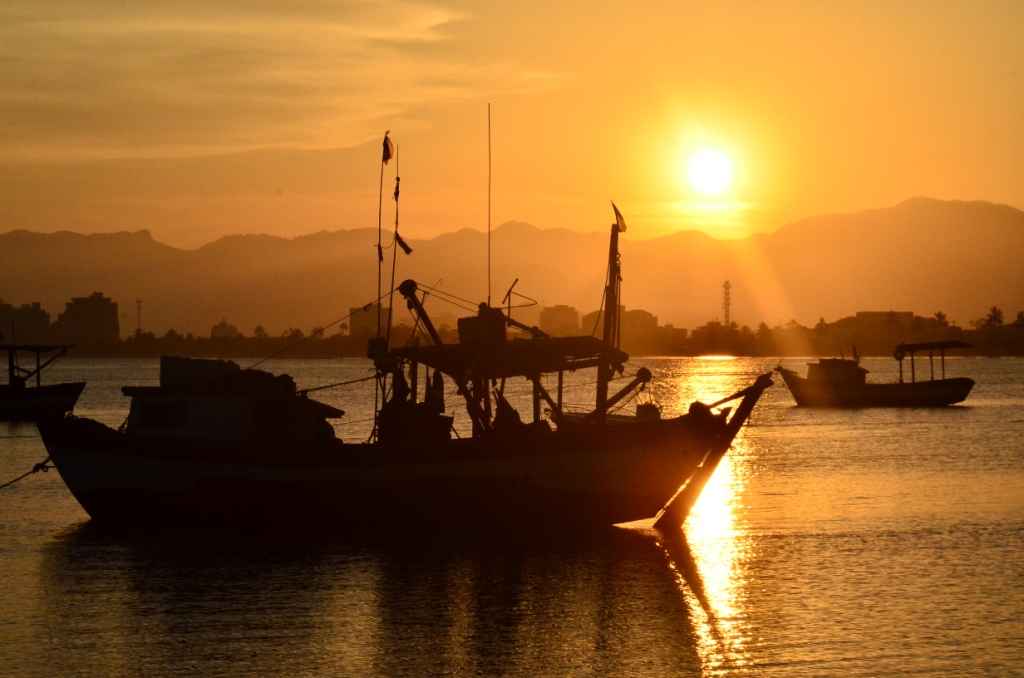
[386,147,400,345]
[487,103,492,306]
[377,135,387,336]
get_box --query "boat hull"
[38,414,727,529]
[778,369,973,407]
[0,382,85,421]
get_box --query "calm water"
[1,357,1022,676]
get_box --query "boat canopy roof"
[392,336,628,380]
[895,340,971,354]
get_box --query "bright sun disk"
[687,148,733,197]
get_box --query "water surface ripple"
[1,357,1021,676]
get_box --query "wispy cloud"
[0,1,559,159]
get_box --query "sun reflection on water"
[664,362,755,674]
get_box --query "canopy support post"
[409,360,418,403]
[929,351,934,381]
[531,375,541,423]
[531,375,561,423]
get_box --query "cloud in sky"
[0,1,561,159]
[0,1,1019,244]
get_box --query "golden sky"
[1,1,1021,245]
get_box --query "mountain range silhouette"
[2,197,1021,336]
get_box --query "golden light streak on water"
[665,360,754,674]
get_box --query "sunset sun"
[686,148,734,196]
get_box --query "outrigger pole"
[652,373,774,531]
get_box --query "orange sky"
[1,1,1020,246]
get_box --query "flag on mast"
[612,202,627,232]
[394,233,412,255]
[382,131,394,165]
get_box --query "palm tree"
[985,306,1004,328]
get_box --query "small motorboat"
[777,341,974,407]
[1,344,85,421]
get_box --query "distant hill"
[2,198,1021,335]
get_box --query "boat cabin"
[806,358,868,386]
[122,356,343,443]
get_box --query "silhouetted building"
[539,305,580,336]
[581,306,622,337]
[623,309,659,334]
[210,319,242,339]
[0,300,51,343]
[581,306,657,338]
[349,303,388,338]
[54,292,119,344]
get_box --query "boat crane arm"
[396,279,492,433]
[503,315,547,339]
[397,280,443,345]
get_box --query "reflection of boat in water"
[39,204,772,530]
[1,344,84,421]
[38,522,709,676]
[778,341,974,407]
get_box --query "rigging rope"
[416,283,479,311]
[298,373,377,395]
[415,282,538,314]
[246,291,392,370]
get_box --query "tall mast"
[602,223,621,349]
[596,205,625,417]
[377,131,394,337]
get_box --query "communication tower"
[722,280,731,326]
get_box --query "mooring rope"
[0,457,52,491]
